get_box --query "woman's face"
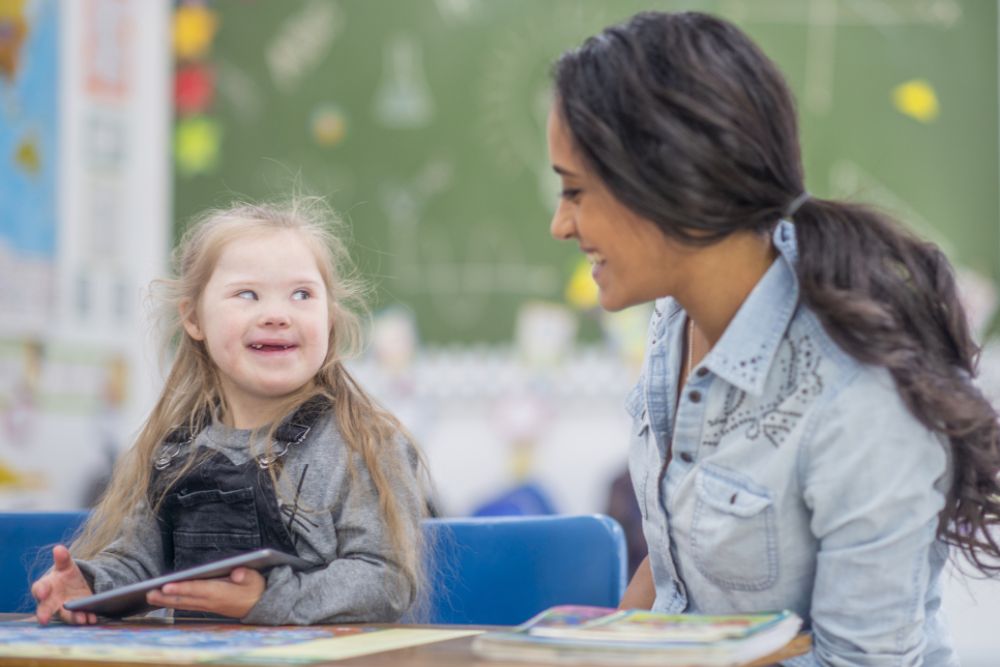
[547,107,690,311]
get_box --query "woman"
[548,11,1000,666]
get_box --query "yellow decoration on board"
[173,4,218,61]
[565,256,599,309]
[174,116,222,176]
[311,105,347,147]
[892,79,939,123]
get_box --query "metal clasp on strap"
[256,440,291,469]
[255,424,311,469]
[154,442,184,470]
[153,424,197,470]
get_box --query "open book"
[472,605,804,666]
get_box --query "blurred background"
[1,0,998,662]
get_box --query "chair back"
[0,511,90,612]
[0,512,628,623]
[421,514,627,625]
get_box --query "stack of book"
[471,605,804,666]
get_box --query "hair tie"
[783,191,810,219]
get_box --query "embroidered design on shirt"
[704,334,823,448]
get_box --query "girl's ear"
[179,298,205,341]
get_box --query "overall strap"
[152,397,329,470]
[153,423,200,470]
[255,396,330,469]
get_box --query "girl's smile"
[247,340,298,352]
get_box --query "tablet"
[64,548,315,617]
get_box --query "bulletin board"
[172,0,998,343]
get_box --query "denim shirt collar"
[696,220,800,396]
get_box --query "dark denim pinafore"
[151,400,326,574]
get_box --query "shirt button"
[679,452,693,463]
[689,390,702,403]
[696,367,709,377]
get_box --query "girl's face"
[547,107,691,311]
[182,229,331,428]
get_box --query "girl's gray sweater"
[76,411,423,625]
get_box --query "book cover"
[472,605,804,666]
[529,609,793,644]
[514,605,620,631]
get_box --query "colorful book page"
[230,628,481,664]
[0,621,333,662]
[0,621,478,664]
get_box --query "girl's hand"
[145,567,265,619]
[31,545,98,625]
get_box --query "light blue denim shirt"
[627,221,957,666]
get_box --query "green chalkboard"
[173,0,998,343]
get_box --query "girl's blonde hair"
[73,197,428,605]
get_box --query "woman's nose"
[550,206,576,240]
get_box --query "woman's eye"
[292,289,311,301]
[236,290,257,300]
[560,188,582,202]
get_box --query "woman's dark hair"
[553,11,1000,573]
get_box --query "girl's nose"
[260,311,290,327]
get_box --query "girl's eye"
[236,290,258,300]
[560,188,583,202]
[292,289,311,301]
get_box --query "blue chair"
[0,511,90,612]
[1,512,628,625]
[421,514,627,625]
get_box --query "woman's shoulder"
[790,318,948,472]
[785,306,943,446]
[789,306,909,400]
[787,304,856,370]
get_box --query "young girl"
[548,11,1000,666]
[32,199,428,625]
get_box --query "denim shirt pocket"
[691,465,778,591]
[625,381,651,519]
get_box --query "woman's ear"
[179,298,205,341]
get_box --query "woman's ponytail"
[792,198,1000,573]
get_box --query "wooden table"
[313,630,810,667]
[0,615,810,667]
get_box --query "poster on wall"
[0,0,58,333]
[0,0,64,504]
[0,0,164,510]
